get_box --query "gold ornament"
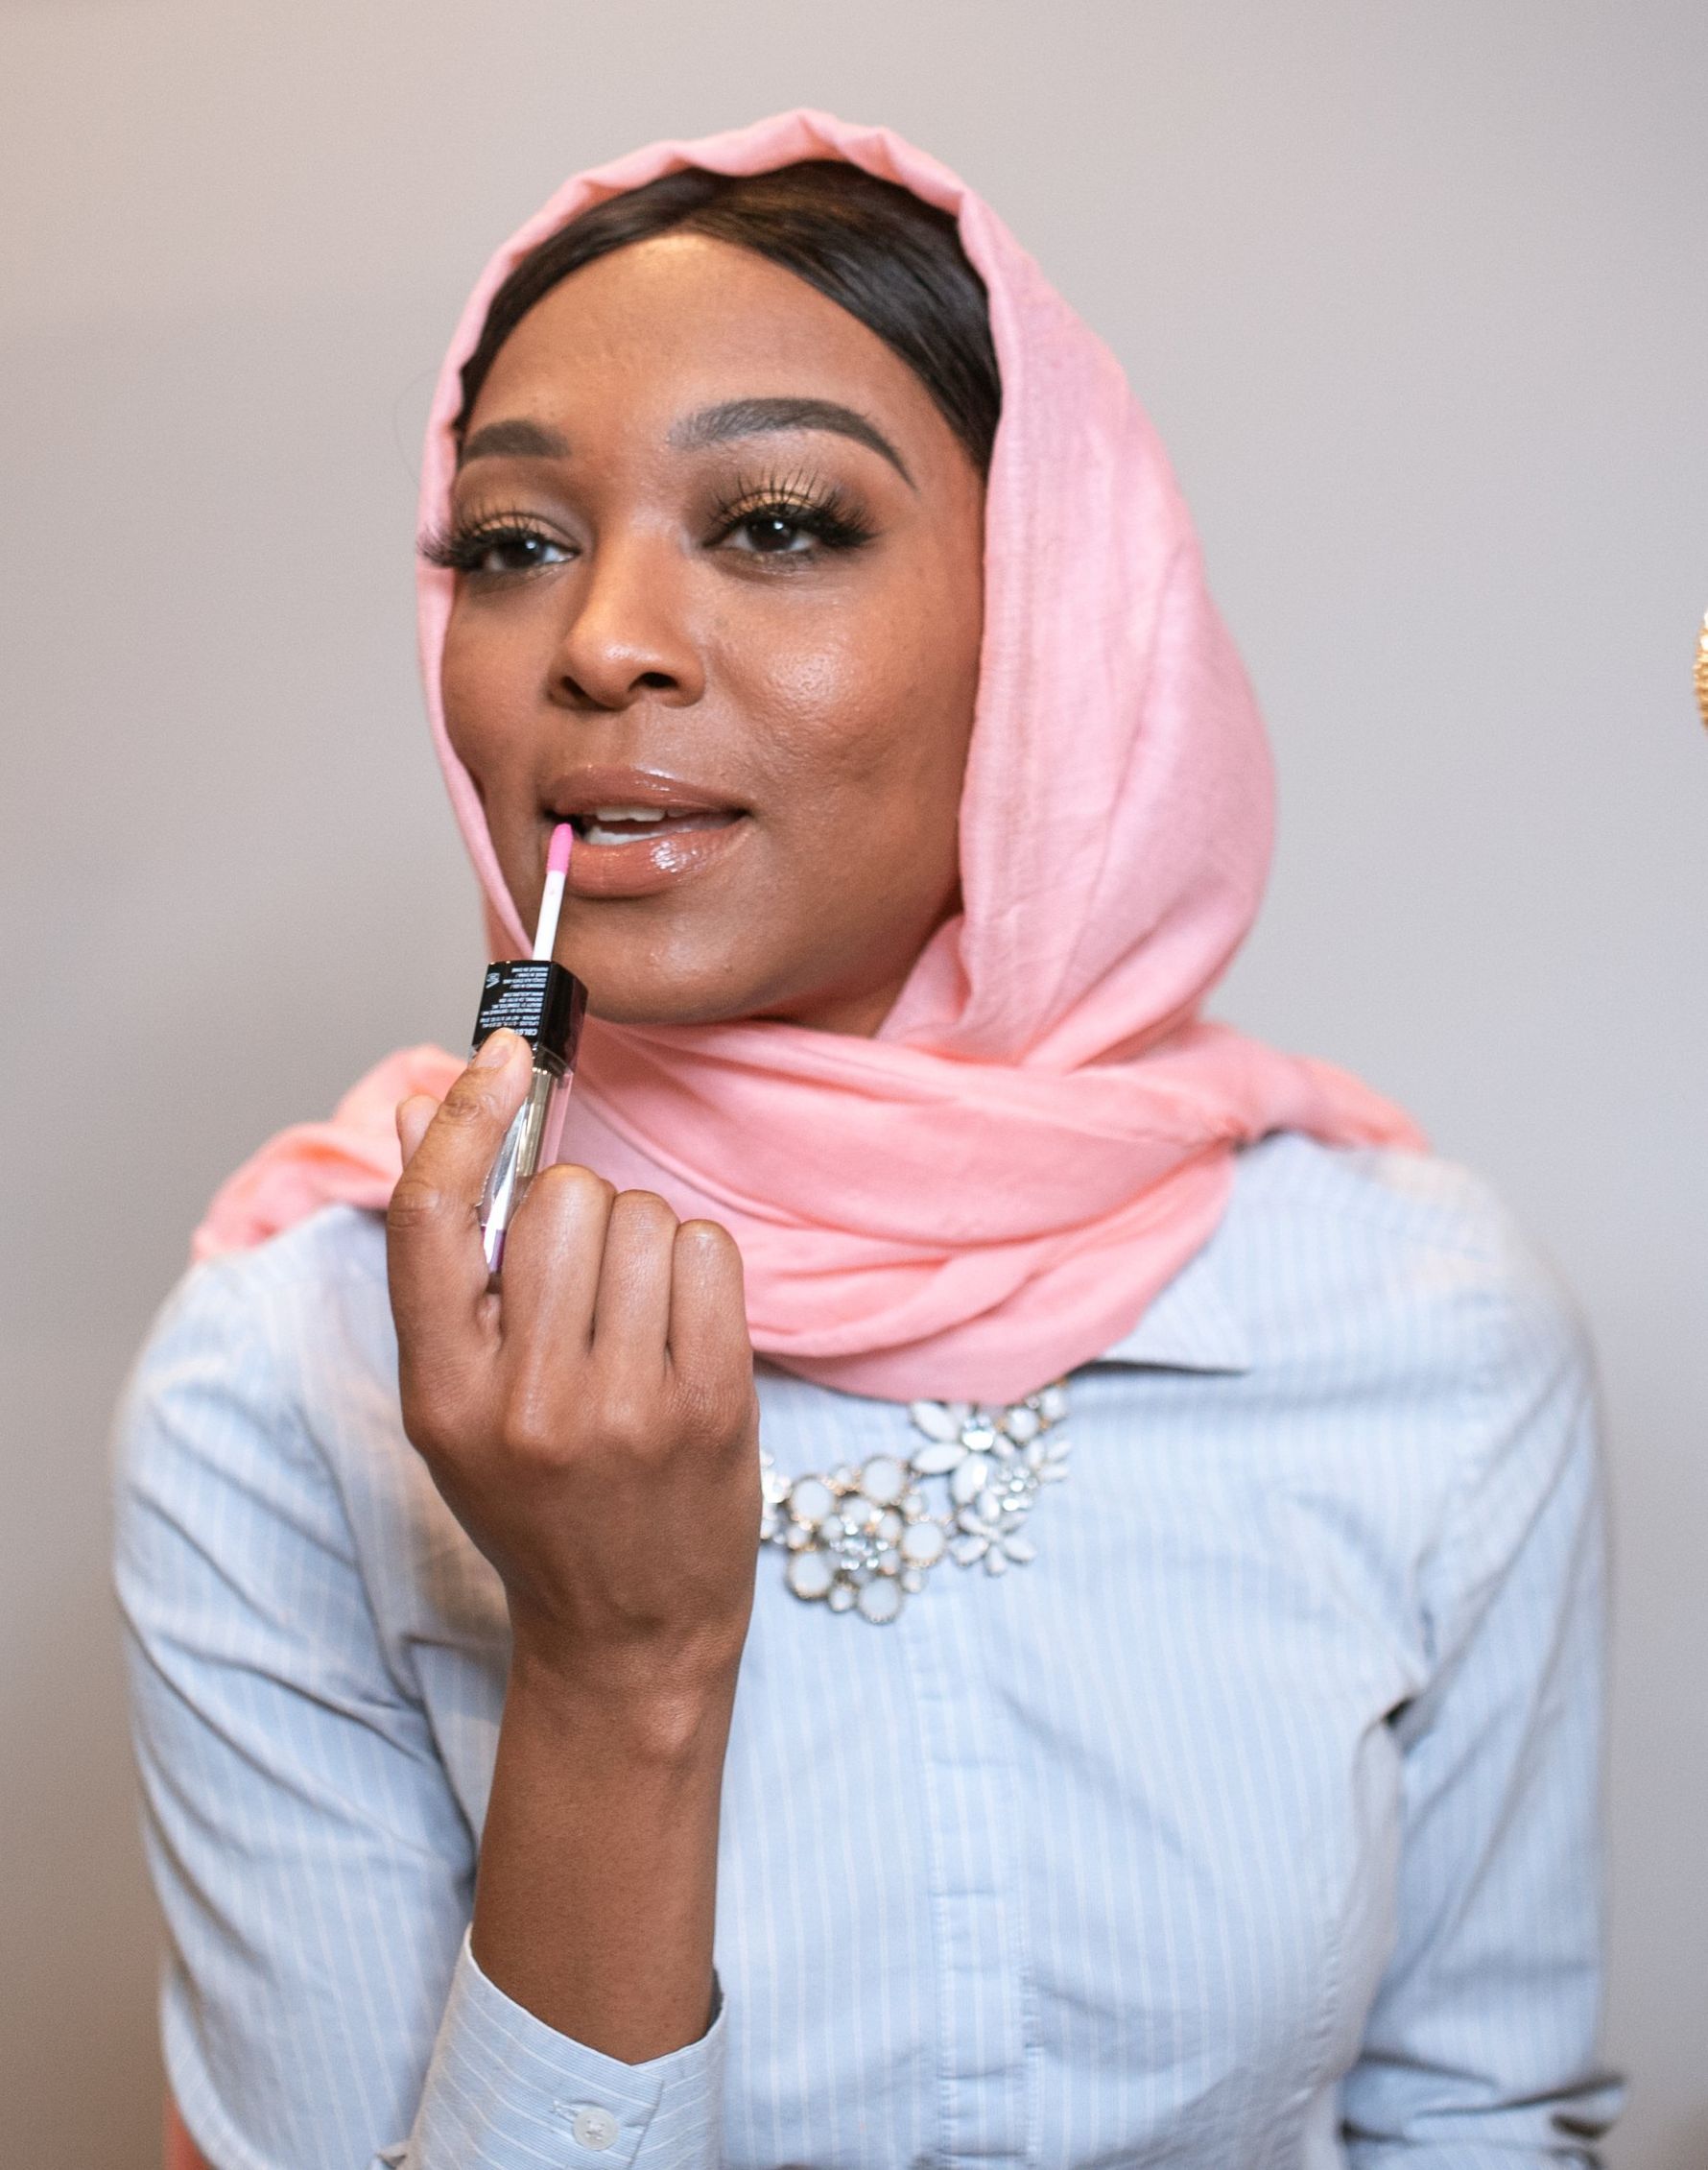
[1697,610,1708,731]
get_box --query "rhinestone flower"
[946,1426,1072,1572]
[769,1455,929,1624]
[759,1382,1070,1623]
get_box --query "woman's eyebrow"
[457,418,570,467]
[456,401,915,487]
[671,398,914,488]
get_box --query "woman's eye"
[471,530,570,575]
[727,512,817,556]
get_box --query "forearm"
[470,1646,734,2064]
[390,1051,757,2102]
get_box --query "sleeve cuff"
[400,1929,725,2169]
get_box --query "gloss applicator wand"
[472,822,587,1275]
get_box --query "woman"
[115,110,1623,2169]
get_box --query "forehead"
[464,231,948,447]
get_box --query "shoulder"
[1214,1135,1604,1647]
[1217,1131,1596,1432]
[134,1203,390,1371]
[185,1201,391,1317]
[112,1205,393,1521]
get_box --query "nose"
[548,534,705,713]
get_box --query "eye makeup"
[419,464,879,579]
[703,468,878,556]
[419,508,573,579]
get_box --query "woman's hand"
[386,1028,757,2055]
[386,1028,760,1709]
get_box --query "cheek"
[440,594,553,737]
[727,576,979,825]
[439,622,498,775]
[436,637,569,948]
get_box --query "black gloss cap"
[471,959,588,1066]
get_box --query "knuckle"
[524,1164,573,1213]
[591,1390,658,1458]
[397,1383,462,1462]
[396,1392,437,1453]
[614,1187,677,1228]
[387,1178,454,1237]
[678,1215,734,1250]
[499,1395,566,1467]
[678,1218,744,1279]
[535,1162,615,1212]
[437,1081,504,1130]
[671,1371,752,1450]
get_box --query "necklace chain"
[758,1382,1071,1624]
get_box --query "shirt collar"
[1092,1237,1253,1374]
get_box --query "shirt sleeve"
[112,1257,726,2170]
[1339,1252,1626,2166]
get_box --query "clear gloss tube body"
[474,825,585,1276]
[472,958,587,1275]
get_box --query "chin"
[581,967,775,1032]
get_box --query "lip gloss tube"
[473,825,586,1275]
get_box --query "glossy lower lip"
[564,815,750,898]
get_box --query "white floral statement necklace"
[758,1382,1071,1624]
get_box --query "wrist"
[504,1633,741,1765]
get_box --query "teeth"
[571,803,737,848]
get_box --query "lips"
[543,769,750,898]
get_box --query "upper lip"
[543,768,746,820]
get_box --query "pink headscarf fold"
[197,109,1420,1401]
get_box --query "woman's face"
[436,231,987,1036]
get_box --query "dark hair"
[456,161,1002,473]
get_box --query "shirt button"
[570,2104,620,2151]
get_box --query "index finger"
[386,1030,530,1362]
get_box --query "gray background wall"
[3,2,1703,2163]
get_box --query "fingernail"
[471,1030,518,1071]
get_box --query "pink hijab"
[196,108,1420,1402]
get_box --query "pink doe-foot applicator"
[472,823,587,1275]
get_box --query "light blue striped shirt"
[112,1133,1624,2168]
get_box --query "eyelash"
[705,471,877,557]
[417,507,563,578]
[417,473,877,579]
